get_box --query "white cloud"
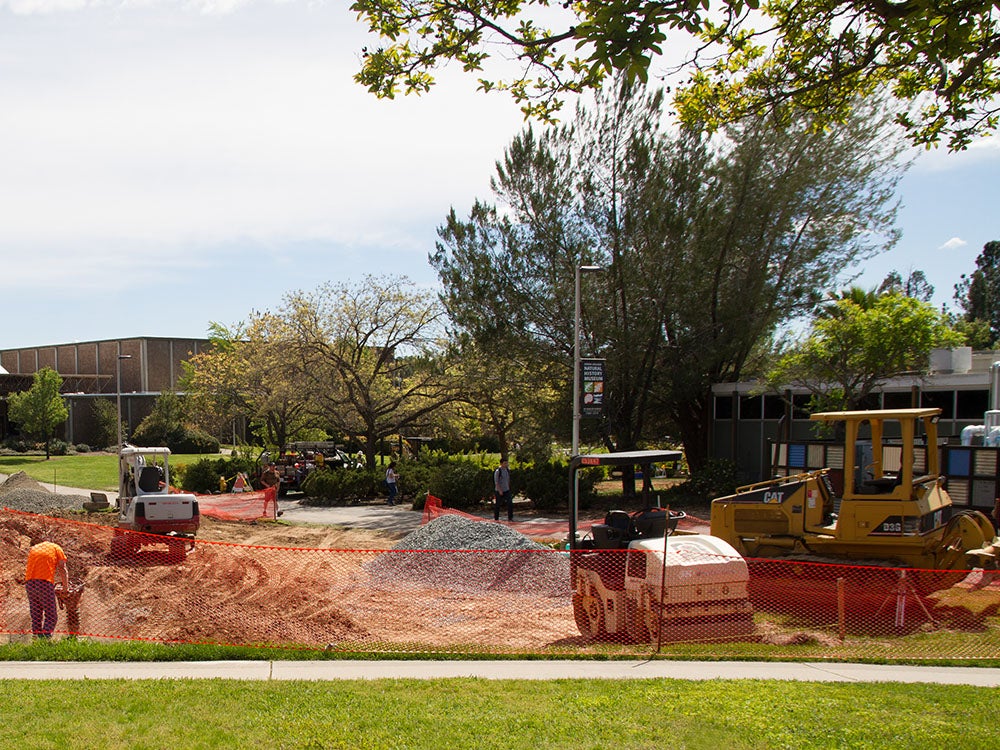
[940,237,968,251]
[910,134,1000,173]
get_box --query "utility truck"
[111,445,200,561]
[568,450,755,642]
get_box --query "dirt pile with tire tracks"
[0,509,576,651]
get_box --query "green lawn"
[1,677,992,749]
[0,452,225,492]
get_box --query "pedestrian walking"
[385,462,399,506]
[494,458,513,522]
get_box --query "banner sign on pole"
[580,358,606,418]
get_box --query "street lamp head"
[579,265,603,273]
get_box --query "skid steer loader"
[710,408,999,570]
[110,445,200,562]
[568,450,755,642]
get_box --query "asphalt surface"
[276,497,426,534]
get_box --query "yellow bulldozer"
[710,408,999,570]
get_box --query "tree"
[351,0,1000,148]
[433,83,906,470]
[954,240,1000,346]
[90,398,127,450]
[878,270,934,303]
[451,338,564,460]
[279,275,458,469]
[8,367,68,459]
[183,322,319,448]
[767,293,963,413]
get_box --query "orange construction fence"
[196,487,279,522]
[1,507,999,659]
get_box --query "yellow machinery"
[711,408,999,570]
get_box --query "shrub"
[518,460,599,513]
[686,457,738,499]
[90,398,123,450]
[301,468,382,506]
[2,437,32,453]
[426,461,494,511]
[180,456,255,494]
[75,443,91,453]
[662,457,738,504]
[131,421,220,454]
[48,439,70,456]
[170,428,220,455]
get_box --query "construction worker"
[260,463,280,490]
[24,539,70,638]
[260,463,281,519]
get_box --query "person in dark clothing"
[494,458,513,522]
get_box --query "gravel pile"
[0,472,88,514]
[365,514,570,597]
[392,514,551,552]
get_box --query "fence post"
[837,577,846,641]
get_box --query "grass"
[4,636,1000,668]
[0,676,994,749]
[0,452,226,492]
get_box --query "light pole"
[572,264,603,458]
[116,348,132,452]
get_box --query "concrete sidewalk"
[0,660,998,685]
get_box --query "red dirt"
[0,510,576,651]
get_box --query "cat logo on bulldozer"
[763,491,784,504]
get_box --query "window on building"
[714,395,733,420]
[921,390,955,418]
[763,394,786,420]
[956,389,989,420]
[857,392,881,410]
[739,395,762,420]
[882,391,914,410]
[792,393,812,419]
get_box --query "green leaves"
[8,367,69,456]
[352,0,999,147]
[768,292,963,411]
[678,0,1000,149]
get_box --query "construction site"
[2,453,1000,659]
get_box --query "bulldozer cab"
[810,408,941,502]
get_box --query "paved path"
[0,659,998,684]
[0,472,104,499]
[277,499,425,535]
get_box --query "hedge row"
[301,453,601,513]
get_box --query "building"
[710,347,1000,485]
[0,337,212,447]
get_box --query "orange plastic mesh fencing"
[196,487,278,522]
[2,507,999,659]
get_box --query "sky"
[1,0,998,351]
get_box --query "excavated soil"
[0,505,576,651]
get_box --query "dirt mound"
[1,509,576,651]
[0,472,50,495]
